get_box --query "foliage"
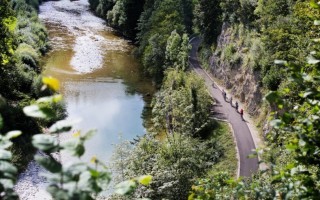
[165,30,191,70]
[113,133,222,199]
[220,0,257,24]
[1,0,48,101]
[0,77,151,199]
[1,0,57,174]
[107,0,144,39]
[262,40,320,198]
[0,129,22,200]
[190,1,320,199]
[194,0,222,45]
[89,0,144,39]
[262,65,283,90]
[152,69,213,137]
[189,172,241,200]
[138,0,191,80]
[0,0,16,67]
[208,122,237,176]
[255,0,291,28]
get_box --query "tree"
[194,0,222,45]
[152,69,213,137]
[106,0,145,39]
[189,2,320,199]
[115,133,222,199]
[165,30,191,70]
[0,0,15,67]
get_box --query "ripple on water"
[39,0,131,74]
[39,0,106,35]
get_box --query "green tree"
[115,133,222,199]
[195,0,222,44]
[0,0,15,67]
[165,30,191,70]
[189,2,320,199]
[152,69,213,137]
[137,0,192,80]
[255,0,290,28]
[106,0,145,39]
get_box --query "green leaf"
[5,131,22,140]
[46,185,69,199]
[138,175,152,186]
[23,105,55,119]
[314,20,320,25]
[35,155,62,173]
[307,56,320,64]
[36,95,63,104]
[49,120,74,134]
[286,143,298,151]
[32,134,59,153]
[61,139,85,157]
[302,91,313,98]
[74,143,85,157]
[0,150,12,160]
[115,180,137,195]
[61,139,79,151]
[310,0,320,9]
[270,119,282,128]
[0,161,17,176]
[265,91,280,103]
[274,60,287,65]
[65,163,88,179]
[299,139,306,147]
[314,39,320,43]
[0,140,12,149]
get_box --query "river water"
[15,0,154,199]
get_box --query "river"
[14,0,154,199]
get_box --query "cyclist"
[222,89,226,101]
[240,109,244,120]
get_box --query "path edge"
[189,36,266,172]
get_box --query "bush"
[262,65,282,90]
[15,43,39,71]
[223,43,237,63]
[114,134,222,199]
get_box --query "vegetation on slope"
[89,0,320,199]
[109,71,236,199]
[0,0,65,171]
[0,0,318,199]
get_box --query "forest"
[0,0,320,199]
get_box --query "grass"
[208,121,238,177]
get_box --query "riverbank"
[15,0,155,199]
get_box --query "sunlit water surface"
[41,0,154,161]
[15,0,154,198]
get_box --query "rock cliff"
[209,23,263,116]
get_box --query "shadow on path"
[189,37,259,177]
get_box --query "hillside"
[0,0,319,199]
[89,0,320,198]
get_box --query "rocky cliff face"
[209,23,263,116]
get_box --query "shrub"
[15,43,39,71]
[262,65,282,90]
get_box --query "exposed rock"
[209,22,262,116]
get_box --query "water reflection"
[64,80,146,161]
[40,0,155,163]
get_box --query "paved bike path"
[189,37,259,177]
